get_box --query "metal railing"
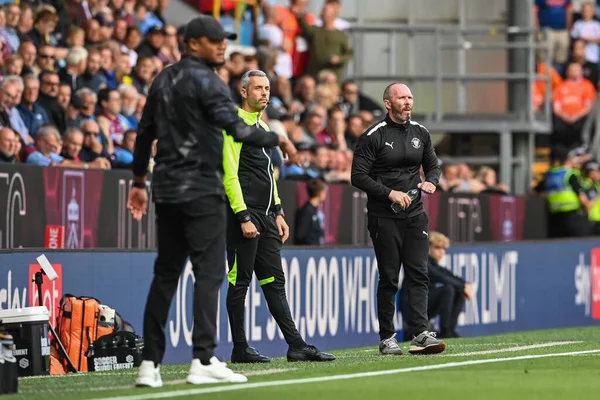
[345,24,553,130]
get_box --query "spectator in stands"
[123,26,142,66]
[359,110,374,130]
[294,178,326,245]
[18,75,50,138]
[131,56,154,96]
[570,2,600,66]
[38,70,66,133]
[400,231,472,340]
[552,62,596,148]
[65,93,84,129]
[4,54,24,77]
[0,127,17,163]
[2,76,32,146]
[78,119,113,166]
[27,124,109,169]
[293,75,316,112]
[57,82,72,111]
[299,105,324,145]
[78,48,107,92]
[159,24,181,65]
[59,45,88,92]
[114,128,136,168]
[337,79,385,120]
[281,142,320,180]
[18,42,37,75]
[32,45,56,78]
[475,166,509,193]
[3,4,21,53]
[344,113,363,150]
[60,127,84,161]
[273,0,316,78]
[259,6,293,79]
[119,83,139,129]
[97,87,127,145]
[26,7,60,49]
[18,5,34,41]
[564,38,598,89]
[534,0,573,65]
[136,25,164,58]
[315,0,350,30]
[76,87,97,122]
[295,0,353,84]
[316,105,346,149]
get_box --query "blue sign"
[0,240,599,365]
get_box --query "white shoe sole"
[135,377,163,388]
[186,374,248,385]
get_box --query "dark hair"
[306,179,326,198]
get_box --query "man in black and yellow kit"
[223,69,335,364]
[580,160,600,234]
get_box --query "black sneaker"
[230,347,271,363]
[287,345,335,362]
[379,333,404,355]
[409,331,447,355]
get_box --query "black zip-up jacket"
[351,115,440,218]
[131,54,280,203]
[223,108,283,222]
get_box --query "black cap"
[146,26,165,35]
[184,15,237,42]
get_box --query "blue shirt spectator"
[536,0,572,30]
[26,150,64,166]
[17,102,50,138]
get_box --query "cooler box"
[0,307,50,377]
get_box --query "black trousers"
[548,211,592,238]
[142,195,226,365]
[226,210,303,350]
[368,212,430,341]
[400,284,465,339]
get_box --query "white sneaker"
[135,360,163,388]
[186,357,248,385]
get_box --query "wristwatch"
[132,181,146,189]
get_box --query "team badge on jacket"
[411,137,421,149]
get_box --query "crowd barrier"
[1,239,599,364]
[0,164,548,250]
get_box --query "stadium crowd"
[0,0,507,195]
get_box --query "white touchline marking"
[94,349,600,400]
[448,341,583,357]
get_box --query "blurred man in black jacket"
[128,15,297,388]
[294,179,327,245]
[400,231,472,341]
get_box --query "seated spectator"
[136,26,164,58]
[293,75,316,115]
[18,42,37,76]
[475,166,509,193]
[299,105,325,145]
[38,70,67,133]
[17,75,50,138]
[96,88,128,146]
[131,56,154,96]
[294,178,326,245]
[337,79,385,120]
[59,46,88,92]
[60,128,84,161]
[118,83,139,129]
[78,119,114,166]
[77,48,107,92]
[4,54,24,77]
[570,2,600,65]
[259,6,293,79]
[159,24,181,66]
[57,82,72,111]
[280,142,321,180]
[113,128,136,168]
[316,105,347,150]
[564,39,598,89]
[1,76,33,145]
[344,113,363,150]
[400,231,472,340]
[26,124,109,169]
[26,7,60,49]
[0,127,17,163]
[3,4,22,53]
[552,62,596,148]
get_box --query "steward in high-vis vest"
[580,160,600,235]
[534,145,591,238]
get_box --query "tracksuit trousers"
[142,195,225,365]
[368,212,431,341]
[226,210,304,351]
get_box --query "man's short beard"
[393,110,411,122]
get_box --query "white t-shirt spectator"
[258,24,293,79]
[571,19,600,63]
[315,17,351,31]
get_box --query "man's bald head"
[0,127,17,157]
[382,83,413,123]
[383,83,411,102]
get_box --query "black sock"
[200,359,212,366]
[232,341,249,353]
